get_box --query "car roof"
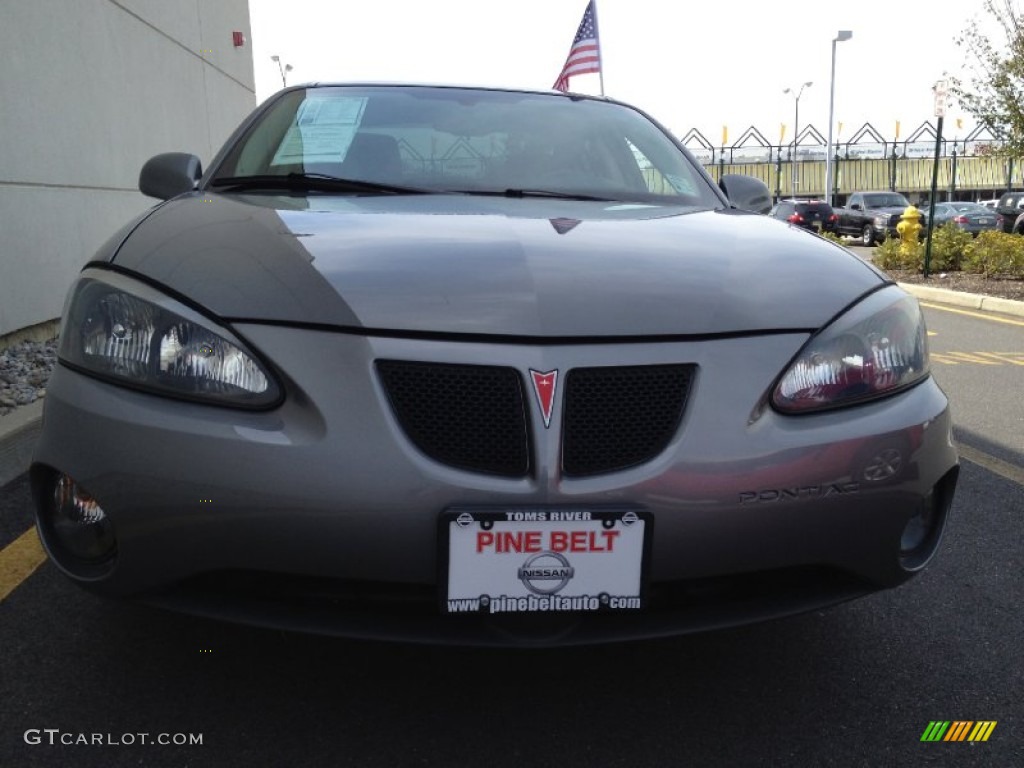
[285,81,616,102]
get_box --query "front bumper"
[32,324,959,645]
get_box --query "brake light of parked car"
[787,213,804,224]
[954,216,969,224]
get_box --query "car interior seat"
[341,133,403,181]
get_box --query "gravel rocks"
[0,338,58,417]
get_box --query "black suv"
[994,191,1024,232]
[769,200,838,234]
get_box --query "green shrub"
[873,236,923,271]
[925,223,972,271]
[818,231,844,245]
[962,231,1024,277]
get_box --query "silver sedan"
[930,201,1004,234]
[31,84,959,646]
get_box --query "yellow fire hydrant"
[895,206,922,254]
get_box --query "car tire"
[861,224,875,247]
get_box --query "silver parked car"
[32,84,959,646]
[929,201,1003,235]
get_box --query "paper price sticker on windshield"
[442,509,649,615]
[271,96,367,165]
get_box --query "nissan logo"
[518,551,575,595]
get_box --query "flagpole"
[592,0,605,96]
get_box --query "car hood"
[110,193,887,338]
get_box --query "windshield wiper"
[208,173,432,195]
[452,188,618,202]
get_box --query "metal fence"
[701,155,1015,202]
[682,120,1021,202]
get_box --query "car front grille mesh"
[562,364,694,476]
[376,360,530,477]
[377,360,693,478]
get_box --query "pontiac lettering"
[738,483,860,504]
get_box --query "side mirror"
[719,174,771,214]
[851,203,862,211]
[139,153,202,200]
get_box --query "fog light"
[899,466,958,571]
[900,490,936,554]
[50,474,116,563]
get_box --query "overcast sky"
[248,0,998,145]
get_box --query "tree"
[953,0,1024,157]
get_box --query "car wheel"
[861,224,875,247]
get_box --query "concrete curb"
[898,283,1024,318]
[1,283,1022,486]
[0,319,60,353]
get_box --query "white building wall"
[0,0,255,337]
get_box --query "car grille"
[376,360,530,477]
[562,364,694,476]
[377,361,694,478]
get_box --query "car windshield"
[863,194,909,208]
[209,86,720,206]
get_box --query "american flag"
[552,1,601,92]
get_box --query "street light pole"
[784,81,812,198]
[825,31,853,207]
[271,55,293,87]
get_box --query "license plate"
[441,508,650,615]
[979,218,990,224]
[813,220,822,230]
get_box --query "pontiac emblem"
[529,369,558,428]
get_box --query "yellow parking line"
[958,444,1024,488]
[976,352,1024,366]
[0,527,47,603]
[930,351,1024,366]
[943,352,1001,365]
[920,302,1024,327]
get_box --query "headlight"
[874,216,889,228]
[59,270,281,408]
[773,287,929,413]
